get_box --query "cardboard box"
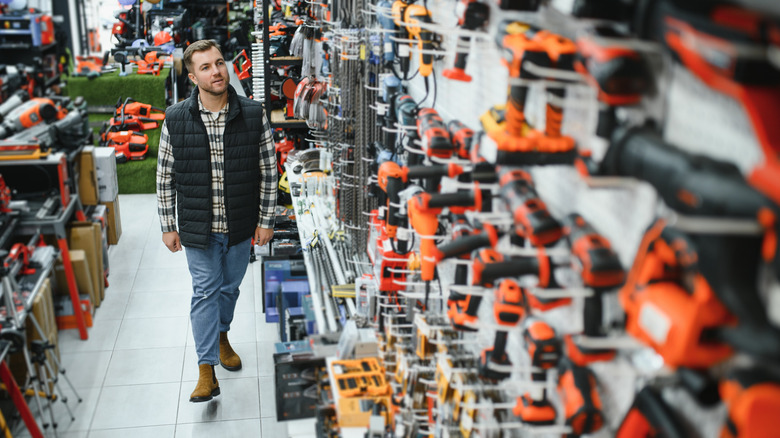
[94,147,118,202]
[77,146,99,206]
[54,250,97,310]
[8,279,61,390]
[90,204,110,285]
[101,198,122,245]
[67,222,105,307]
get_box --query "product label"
[639,302,671,345]
[398,44,410,58]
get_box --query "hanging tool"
[392,0,412,78]
[377,0,397,65]
[605,126,780,361]
[498,167,562,247]
[523,317,562,381]
[232,49,254,97]
[403,4,435,77]
[407,189,483,308]
[448,119,476,159]
[633,0,780,205]
[558,357,605,437]
[719,368,780,438]
[490,24,577,165]
[562,213,625,365]
[442,0,489,82]
[416,108,454,160]
[574,25,653,141]
[621,220,735,369]
[513,392,556,425]
[616,386,687,438]
[479,279,525,380]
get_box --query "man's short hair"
[183,40,223,73]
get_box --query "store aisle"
[15,194,313,438]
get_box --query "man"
[156,40,277,403]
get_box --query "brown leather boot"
[189,364,220,403]
[219,331,242,371]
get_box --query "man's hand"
[255,227,274,246]
[163,231,182,252]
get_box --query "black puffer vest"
[165,85,264,249]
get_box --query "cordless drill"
[497,167,562,247]
[563,213,625,365]
[442,0,489,82]
[403,4,435,77]
[479,279,525,381]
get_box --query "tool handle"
[616,387,687,438]
[428,192,475,208]
[406,164,451,180]
[438,233,492,259]
[480,257,538,286]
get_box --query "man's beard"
[200,77,227,96]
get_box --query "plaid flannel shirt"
[157,97,277,234]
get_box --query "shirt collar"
[197,94,229,115]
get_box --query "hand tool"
[392,0,412,78]
[448,120,476,159]
[616,386,687,438]
[377,0,397,65]
[479,279,525,380]
[498,167,562,247]
[562,213,625,365]
[416,108,453,159]
[606,126,780,360]
[442,0,489,82]
[557,357,604,437]
[720,368,780,438]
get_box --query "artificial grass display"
[87,113,161,195]
[65,68,170,109]
[69,71,169,194]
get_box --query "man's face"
[187,47,229,96]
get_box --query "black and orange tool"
[490,23,578,165]
[574,25,653,141]
[558,357,604,437]
[416,108,454,160]
[479,279,525,380]
[233,49,254,97]
[616,386,687,438]
[634,0,780,205]
[407,189,482,308]
[620,220,735,369]
[0,98,61,139]
[512,392,556,425]
[563,213,625,365]
[448,119,476,159]
[114,97,165,121]
[523,318,561,381]
[442,0,489,82]
[605,127,780,361]
[498,167,562,247]
[720,368,780,438]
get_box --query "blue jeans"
[185,233,251,366]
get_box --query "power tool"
[403,4,435,77]
[562,213,625,365]
[557,357,604,437]
[719,368,780,438]
[0,90,28,123]
[616,386,687,438]
[605,126,780,361]
[0,97,61,139]
[479,279,525,381]
[523,318,561,381]
[442,0,489,82]
[621,219,735,369]
[498,167,562,247]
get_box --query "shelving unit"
[255,0,308,129]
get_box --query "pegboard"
[387,1,773,437]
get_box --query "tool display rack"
[254,0,308,129]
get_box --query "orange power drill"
[0,98,61,139]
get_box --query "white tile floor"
[13,194,316,437]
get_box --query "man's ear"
[188,72,196,85]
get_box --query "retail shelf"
[270,56,303,66]
[270,109,308,129]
